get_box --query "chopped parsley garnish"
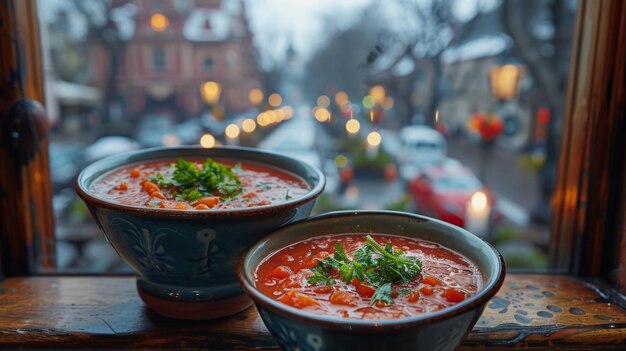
[150,158,242,202]
[306,235,422,305]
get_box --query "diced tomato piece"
[330,268,339,276]
[114,182,128,191]
[175,203,189,210]
[143,181,160,194]
[267,266,293,280]
[194,204,209,210]
[407,290,420,303]
[313,285,333,294]
[442,288,465,303]
[192,196,219,208]
[257,200,271,206]
[151,191,165,199]
[420,285,434,296]
[422,276,443,286]
[337,310,349,318]
[278,290,320,308]
[329,290,358,306]
[243,192,257,199]
[391,286,399,298]
[351,278,360,286]
[130,169,140,178]
[356,282,376,298]
[374,300,390,308]
[304,259,318,269]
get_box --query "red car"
[407,161,495,227]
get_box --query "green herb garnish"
[306,235,422,305]
[155,158,242,202]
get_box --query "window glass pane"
[39,0,577,272]
[152,47,166,70]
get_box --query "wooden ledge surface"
[0,274,625,349]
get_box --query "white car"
[397,126,447,181]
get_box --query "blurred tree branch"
[72,0,131,128]
[502,0,574,223]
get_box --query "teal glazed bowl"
[239,211,505,351]
[76,146,325,320]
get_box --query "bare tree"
[72,0,136,126]
[359,0,489,126]
[502,0,575,222]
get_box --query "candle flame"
[435,110,439,124]
[470,191,488,210]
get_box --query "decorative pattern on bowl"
[77,146,325,319]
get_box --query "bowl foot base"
[137,287,253,320]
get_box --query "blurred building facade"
[92,0,262,121]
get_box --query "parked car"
[407,159,495,227]
[397,126,447,181]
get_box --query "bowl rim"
[238,210,506,330]
[75,146,326,218]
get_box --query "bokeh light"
[248,88,264,106]
[369,85,385,103]
[335,154,348,168]
[201,81,221,104]
[268,93,282,107]
[242,118,256,133]
[345,119,360,134]
[366,131,382,146]
[314,107,330,122]
[317,95,330,108]
[150,13,169,32]
[335,91,349,106]
[281,106,294,119]
[257,112,270,126]
[200,134,216,148]
[382,96,394,110]
[162,133,180,146]
[362,95,375,109]
[225,124,240,138]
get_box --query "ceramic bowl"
[76,146,325,320]
[239,210,505,351]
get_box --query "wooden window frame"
[0,0,625,288]
[1,1,626,349]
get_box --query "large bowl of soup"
[238,210,505,351]
[76,146,325,320]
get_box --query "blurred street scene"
[39,0,576,272]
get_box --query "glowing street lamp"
[489,64,522,100]
[150,13,169,32]
[200,81,221,105]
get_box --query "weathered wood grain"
[0,275,624,349]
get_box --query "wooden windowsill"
[0,274,625,349]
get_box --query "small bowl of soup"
[76,146,325,320]
[238,211,505,351]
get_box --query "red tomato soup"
[255,234,482,320]
[90,158,310,210]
